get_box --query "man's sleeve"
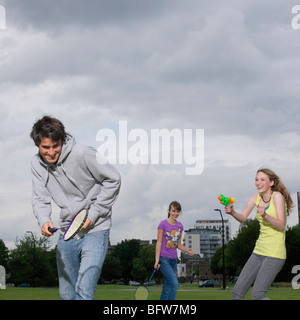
[31,163,52,228]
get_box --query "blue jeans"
[56,230,109,300]
[159,256,178,300]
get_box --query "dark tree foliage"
[7,233,57,287]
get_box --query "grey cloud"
[7,0,172,30]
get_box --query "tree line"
[1,222,299,286]
[0,236,162,287]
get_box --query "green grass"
[0,287,60,300]
[0,283,299,300]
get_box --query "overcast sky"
[0,0,299,249]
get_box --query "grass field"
[0,283,299,300]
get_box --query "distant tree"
[225,219,259,276]
[101,254,122,282]
[8,233,57,287]
[132,245,156,282]
[0,239,9,269]
[277,224,300,281]
[210,245,224,275]
[111,239,140,281]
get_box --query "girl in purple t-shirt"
[154,201,194,300]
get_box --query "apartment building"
[183,220,231,258]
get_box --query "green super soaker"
[217,194,236,207]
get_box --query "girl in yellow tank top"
[253,192,287,259]
[225,168,293,300]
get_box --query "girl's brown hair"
[168,201,182,218]
[257,168,294,215]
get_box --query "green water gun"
[218,194,236,207]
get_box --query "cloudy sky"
[0,0,300,249]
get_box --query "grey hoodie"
[31,134,121,234]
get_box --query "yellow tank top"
[253,192,287,260]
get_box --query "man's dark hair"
[30,115,67,146]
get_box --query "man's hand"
[42,222,54,237]
[82,217,93,229]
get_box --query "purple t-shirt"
[158,219,184,259]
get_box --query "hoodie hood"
[57,133,76,165]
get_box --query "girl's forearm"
[155,242,162,262]
[230,210,247,223]
[177,243,187,252]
